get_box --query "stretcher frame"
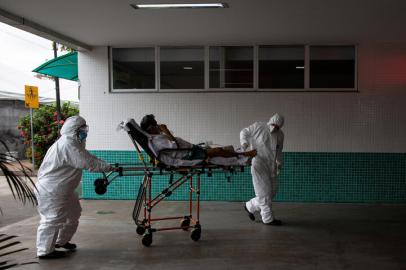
[94,119,246,247]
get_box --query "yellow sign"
[24,85,39,108]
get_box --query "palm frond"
[0,248,28,258]
[0,262,19,270]
[0,234,38,269]
[0,242,21,251]
[0,140,37,207]
[0,140,39,269]
[0,236,18,244]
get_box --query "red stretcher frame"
[93,119,246,247]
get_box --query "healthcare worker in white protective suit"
[240,113,284,225]
[36,116,114,259]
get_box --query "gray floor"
[1,179,406,269]
[0,180,37,227]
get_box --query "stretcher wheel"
[94,178,108,195]
[142,233,153,247]
[180,218,190,231]
[95,185,107,195]
[191,228,201,241]
[136,225,146,235]
[94,178,106,186]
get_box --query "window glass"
[209,46,253,88]
[160,47,204,89]
[111,45,356,92]
[310,46,355,88]
[259,46,305,89]
[112,48,155,89]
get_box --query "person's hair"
[140,114,157,132]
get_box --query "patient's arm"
[159,124,176,141]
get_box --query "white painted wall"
[79,43,406,153]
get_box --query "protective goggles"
[78,124,89,132]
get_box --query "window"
[110,45,357,92]
[259,46,305,89]
[112,48,155,90]
[209,46,253,88]
[310,46,356,88]
[160,47,204,89]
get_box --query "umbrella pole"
[53,42,62,129]
[55,77,61,122]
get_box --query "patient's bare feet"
[243,149,257,157]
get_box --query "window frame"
[109,46,159,93]
[159,45,206,91]
[257,45,306,91]
[109,45,358,93]
[307,44,358,91]
[207,45,255,92]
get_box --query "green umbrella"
[33,52,78,81]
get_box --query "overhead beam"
[0,7,92,51]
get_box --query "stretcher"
[93,119,249,247]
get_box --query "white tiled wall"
[79,44,406,153]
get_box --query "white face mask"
[269,124,280,133]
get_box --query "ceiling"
[1,0,406,50]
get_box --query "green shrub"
[18,102,79,167]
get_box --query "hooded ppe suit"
[240,114,284,223]
[36,116,112,256]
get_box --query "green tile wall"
[82,151,406,203]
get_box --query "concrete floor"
[0,179,37,227]
[1,179,406,270]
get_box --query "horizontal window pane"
[209,46,253,88]
[112,48,155,89]
[310,46,355,88]
[259,46,304,89]
[160,47,204,89]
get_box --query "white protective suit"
[240,114,284,223]
[36,116,112,256]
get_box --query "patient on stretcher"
[140,114,256,167]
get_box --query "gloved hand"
[241,143,249,151]
[106,164,119,172]
[277,165,282,176]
